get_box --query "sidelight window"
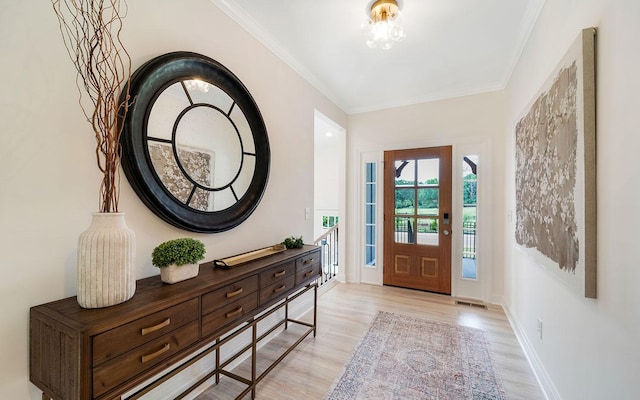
[364,162,377,267]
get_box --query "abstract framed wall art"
[514,28,597,298]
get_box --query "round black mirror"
[119,52,270,233]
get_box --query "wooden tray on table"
[212,244,287,269]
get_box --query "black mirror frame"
[119,52,270,233]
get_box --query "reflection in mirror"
[146,79,256,212]
[174,105,240,188]
[184,79,210,93]
[148,143,210,208]
[148,83,188,141]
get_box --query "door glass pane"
[395,188,414,214]
[462,155,478,279]
[395,160,415,186]
[417,188,439,216]
[395,217,415,244]
[416,218,439,245]
[417,158,439,185]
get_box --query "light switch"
[305,207,311,220]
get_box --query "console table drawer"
[296,262,321,285]
[93,320,199,398]
[260,275,295,304]
[259,261,295,287]
[201,276,258,315]
[296,253,319,270]
[93,298,199,366]
[202,294,258,338]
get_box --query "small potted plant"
[152,238,206,284]
[281,236,304,249]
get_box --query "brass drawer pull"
[225,306,243,318]
[274,270,286,278]
[226,287,244,298]
[141,343,170,363]
[304,270,315,278]
[303,258,314,265]
[141,318,171,336]
[273,284,286,294]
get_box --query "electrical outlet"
[536,318,543,340]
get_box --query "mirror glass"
[119,52,270,233]
[147,80,255,212]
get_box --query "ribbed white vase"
[77,212,136,308]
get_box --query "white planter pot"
[77,212,136,308]
[160,263,199,284]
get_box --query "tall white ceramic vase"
[77,212,136,308]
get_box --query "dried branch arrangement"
[52,0,132,212]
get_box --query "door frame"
[355,140,493,304]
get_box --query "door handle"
[443,230,450,236]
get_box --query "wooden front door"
[383,146,452,294]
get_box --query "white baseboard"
[502,305,561,400]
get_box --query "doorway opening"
[313,110,346,284]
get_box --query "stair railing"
[314,224,338,285]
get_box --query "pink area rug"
[326,311,506,400]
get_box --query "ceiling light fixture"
[362,0,406,50]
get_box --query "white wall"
[313,111,343,241]
[0,1,345,399]
[504,0,640,399]
[346,91,507,299]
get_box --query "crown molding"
[209,0,349,111]
[499,0,546,89]
[348,82,506,114]
[209,0,545,115]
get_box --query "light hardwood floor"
[197,282,544,400]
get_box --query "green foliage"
[395,179,440,211]
[281,236,304,249]
[394,174,477,223]
[429,219,438,232]
[463,206,477,222]
[152,238,206,268]
[463,173,477,206]
[322,215,339,228]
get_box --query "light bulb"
[362,5,405,50]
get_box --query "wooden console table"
[30,245,321,400]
